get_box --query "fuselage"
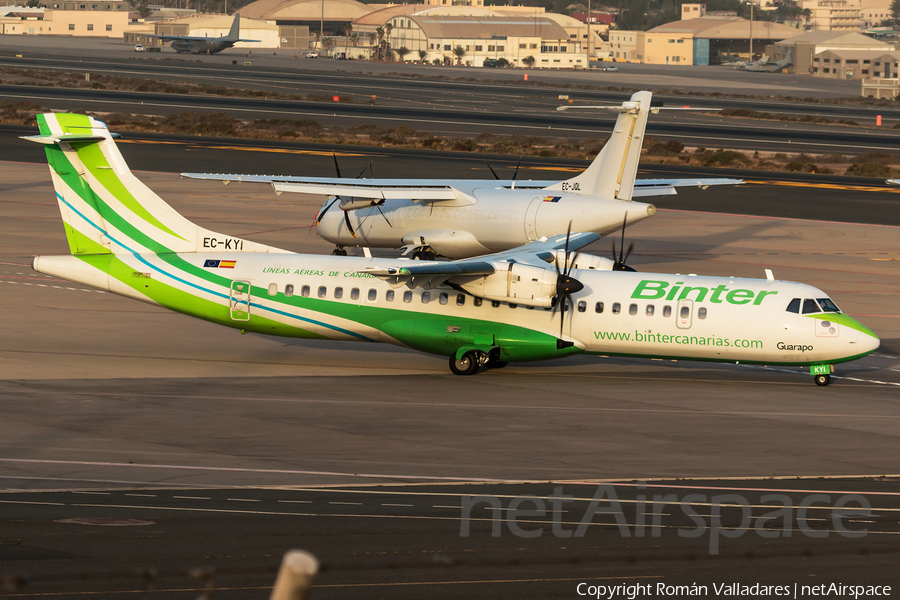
[33,251,879,367]
[170,39,235,54]
[317,188,656,258]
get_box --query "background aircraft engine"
[456,263,563,308]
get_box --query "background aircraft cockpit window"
[285,284,294,297]
[334,287,343,299]
[646,304,654,316]
[698,307,707,319]
[317,286,327,298]
[629,303,638,315]
[663,305,672,318]
[301,285,310,297]
[439,293,449,305]
[786,298,801,313]
[267,283,278,296]
[817,298,841,313]
[595,302,604,313]
[802,298,820,314]
[612,302,621,314]
[386,290,394,302]
[368,289,377,301]
[351,288,360,300]
[403,291,413,303]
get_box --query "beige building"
[608,30,694,64]
[813,49,900,78]
[0,8,130,36]
[800,0,861,31]
[767,30,893,73]
[862,76,900,98]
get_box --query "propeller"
[611,212,636,272]
[484,160,501,180]
[551,221,585,339]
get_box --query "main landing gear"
[332,246,347,256]
[449,350,506,375]
[814,374,831,386]
[412,247,437,261]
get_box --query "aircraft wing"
[181,173,742,199]
[147,34,219,41]
[362,232,601,279]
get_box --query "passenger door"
[676,299,693,329]
[230,280,251,321]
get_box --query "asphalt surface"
[5,123,900,226]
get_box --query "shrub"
[845,162,893,177]
[702,149,750,167]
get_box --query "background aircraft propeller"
[551,222,585,339]
[611,212,637,272]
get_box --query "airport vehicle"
[26,113,878,383]
[133,44,144,52]
[148,13,258,55]
[600,66,618,72]
[743,50,792,73]
[182,91,741,259]
[305,51,319,58]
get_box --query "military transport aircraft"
[743,50,793,73]
[26,113,878,384]
[182,91,742,259]
[149,13,258,54]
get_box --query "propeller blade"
[512,153,523,181]
[331,151,343,178]
[355,162,372,179]
[315,197,339,225]
[623,241,634,263]
[343,209,356,238]
[619,212,628,264]
[375,204,393,228]
[484,160,500,180]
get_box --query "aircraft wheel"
[814,374,831,386]
[449,352,480,376]
[412,249,436,261]
[332,247,347,256]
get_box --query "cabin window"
[474,297,483,307]
[317,286,327,298]
[492,300,501,308]
[439,293,449,305]
[368,289,377,301]
[629,304,638,316]
[595,302,604,313]
[612,302,621,314]
[334,287,343,299]
[663,305,671,317]
[456,294,465,306]
[421,292,431,304]
[817,298,841,313]
[350,288,360,300]
[802,298,820,314]
[680,306,690,319]
[578,301,586,313]
[267,283,278,296]
[285,284,294,297]
[786,298,800,313]
[301,285,310,297]
[403,291,413,303]
[386,290,395,302]
[646,304,654,316]
[698,307,707,319]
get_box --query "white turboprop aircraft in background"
[29,112,877,385]
[182,91,742,259]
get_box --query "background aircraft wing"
[633,178,743,197]
[147,34,219,41]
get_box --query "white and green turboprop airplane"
[181,91,742,260]
[28,113,878,384]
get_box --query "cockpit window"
[817,298,841,313]
[802,299,821,314]
[786,298,800,314]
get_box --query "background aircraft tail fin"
[227,13,241,41]
[544,90,651,201]
[26,112,278,257]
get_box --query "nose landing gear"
[814,373,831,386]
[812,365,832,386]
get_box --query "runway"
[1,144,899,594]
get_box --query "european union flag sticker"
[204,259,220,268]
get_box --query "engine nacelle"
[550,251,615,272]
[457,262,558,308]
[339,197,384,211]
